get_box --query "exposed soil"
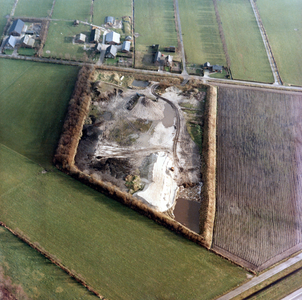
[75,71,205,219]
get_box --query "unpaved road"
[217,252,302,300]
[282,287,302,300]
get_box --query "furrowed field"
[216,0,273,83]
[14,0,53,18]
[0,0,14,36]
[178,0,225,66]
[0,59,248,299]
[92,0,132,27]
[134,0,179,68]
[257,0,302,86]
[214,86,302,270]
[52,0,91,21]
[0,226,97,299]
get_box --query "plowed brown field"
[213,86,302,271]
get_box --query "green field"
[134,0,179,68]
[52,0,91,21]
[257,0,302,86]
[0,226,97,299]
[14,0,53,18]
[0,0,14,37]
[43,21,93,61]
[178,0,225,66]
[217,0,273,83]
[92,0,132,27]
[0,58,248,299]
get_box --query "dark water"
[162,102,175,128]
[174,199,201,234]
[132,80,149,88]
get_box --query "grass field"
[52,0,91,21]
[0,226,97,299]
[0,59,248,299]
[214,86,302,269]
[257,0,302,86]
[216,0,273,83]
[134,0,179,68]
[43,21,93,61]
[178,0,225,66]
[92,0,132,27]
[0,0,14,37]
[14,0,53,18]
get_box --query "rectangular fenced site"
[213,86,302,271]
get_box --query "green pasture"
[178,0,225,66]
[0,59,248,299]
[52,0,91,21]
[0,227,97,299]
[92,0,132,27]
[217,0,273,83]
[134,0,178,68]
[43,21,92,61]
[257,0,302,86]
[14,0,53,18]
[0,0,14,36]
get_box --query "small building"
[75,33,86,43]
[122,41,131,53]
[21,35,35,48]
[95,43,102,53]
[203,62,211,68]
[165,55,173,67]
[90,28,101,43]
[9,19,25,36]
[105,31,120,45]
[152,44,160,53]
[125,35,132,41]
[154,51,161,64]
[74,20,80,26]
[164,46,176,52]
[105,16,115,26]
[4,35,17,49]
[105,45,117,58]
[211,65,223,73]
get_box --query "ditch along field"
[134,0,179,69]
[14,0,53,18]
[216,0,273,83]
[92,0,132,27]
[213,86,302,271]
[257,0,302,86]
[51,0,91,21]
[0,59,248,299]
[0,226,97,299]
[0,0,14,37]
[178,0,226,66]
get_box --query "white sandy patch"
[131,98,165,120]
[136,152,178,212]
[149,122,174,148]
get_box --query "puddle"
[162,102,175,128]
[174,198,201,233]
[132,80,149,88]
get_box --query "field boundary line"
[0,222,106,299]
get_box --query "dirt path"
[217,245,302,299]
[10,0,19,17]
[249,0,282,85]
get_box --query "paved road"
[282,287,302,300]
[217,252,302,300]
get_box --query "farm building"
[105,16,115,26]
[105,31,120,45]
[105,45,117,58]
[74,20,80,26]
[75,33,86,44]
[122,41,131,52]
[95,43,102,53]
[21,35,35,48]
[4,35,17,49]
[152,44,160,53]
[204,62,211,68]
[165,55,173,67]
[90,28,101,43]
[164,46,176,52]
[211,65,223,72]
[125,36,132,41]
[154,51,162,64]
[8,19,25,36]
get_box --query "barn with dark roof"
[9,19,25,36]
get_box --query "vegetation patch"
[52,0,91,21]
[0,0,14,37]
[14,0,53,18]
[178,0,226,66]
[257,0,302,86]
[216,0,273,83]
